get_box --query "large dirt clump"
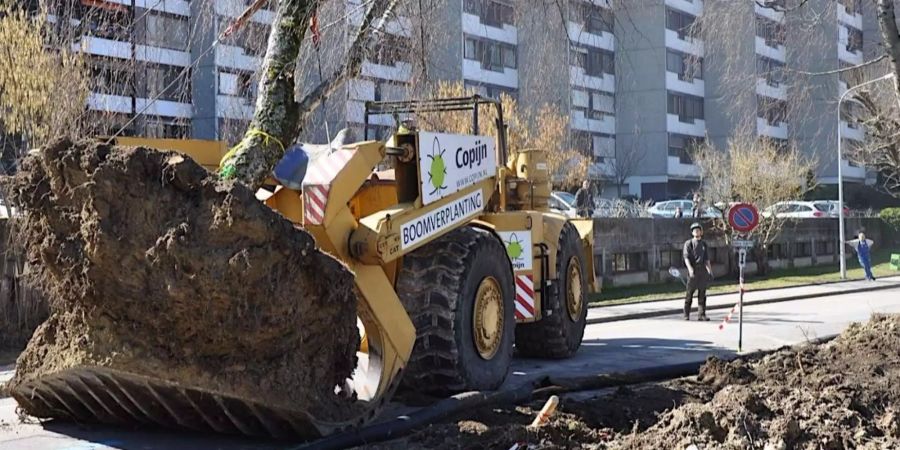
[370,314,900,449]
[3,138,360,420]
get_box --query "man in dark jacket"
[683,222,713,321]
[574,181,593,217]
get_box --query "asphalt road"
[2,285,899,450]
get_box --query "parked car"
[762,201,831,218]
[647,200,721,218]
[811,200,849,218]
[593,198,646,218]
[549,191,577,218]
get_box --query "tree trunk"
[875,0,900,97]
[219,0,315,191]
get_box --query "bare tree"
[693,133,818,274]
[609,125,647,198]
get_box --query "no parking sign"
[728,203,760,233]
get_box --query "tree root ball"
[3,138,359,418]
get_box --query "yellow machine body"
[114,96,599,439]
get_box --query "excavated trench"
[3,138,361,436]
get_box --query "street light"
[837,72,895,279]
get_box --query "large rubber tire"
[514,222,588,358]
[396,226,515,395]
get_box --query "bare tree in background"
[693,131,818,274]
[609,125,647,198]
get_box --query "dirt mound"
[3,138,359,420]
[371,314,900,449]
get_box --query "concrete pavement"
[587,275,900,323]
[3,285,900,449]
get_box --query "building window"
[464,0,515,27]
[89,56,133,95]
[660,250,685,269]
[464,82,516,100]
[372,33,410,66]
[81,6,131,41]
[464,36,517,72]
[144,116,189,139]
[220,19,269,57]
[570,45,614,77]
[374,80,407,101]
[757,56,785,87]
[767,243,787,260]
[759,136,789,152]
[572,130,615,163]
[756,15,785,47]
[839,0,862,15]
[612,252,647,273]
[666,8,700,40]
[571,88,614,119]
[145,64,190,102]
[145,12,189,51]
[580,2,613,35]
[757,95,787,125]
[667,92,704,123]
[666,49,703,81]
[668,133,703,165]
[846,27,863,53]
[795,242,812,258]
[816,240,835,255]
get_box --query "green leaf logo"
[427,137,448,195]
[505,233,524,260]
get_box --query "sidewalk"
[588,275,900,324]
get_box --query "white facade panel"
[215,0,276,24]
[361,61,412,83]
[665,72,705,97]
[757,117,788,139]
[462,60,518,89]
[77,36,130,59]
[667,114,706,137]
[841,121,865,141]
[216,94,255,120]
[136,98,193,118]
[88,93,133,114]
[837,6,863,29]
[665,0,703,16]
[753,3,785,22]
[566,22,614,51]
[136,45,190,67]
[216,45,263,72]
[756,78,787,100]
[754,37,786,62]
[462,13,517,45]
[570,112,616,135]
[106,0,190,16]
[569,66,615,93]
[667,156,700,178]
[665,29,704,56]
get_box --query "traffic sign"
[732,239,755,249]
[728,203,760,233]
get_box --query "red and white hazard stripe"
[301,149,356,226]
[304,184,329,225]
[303,149,355,185]
[515,274,536,321]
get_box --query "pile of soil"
[371,314,900,449]
[2,138,360,419]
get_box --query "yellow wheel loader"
[12,96,598,440]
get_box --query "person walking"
[674,206,684,219]
[846,230,876,281]
[575,180,593,218]
[683,222,713,321]
[691,192,702,218]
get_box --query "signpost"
[728,203,760,352]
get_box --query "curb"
[586,281,900,324]
[589,274,900,310]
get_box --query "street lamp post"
[837,73,895,279]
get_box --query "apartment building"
[38,0,879,200]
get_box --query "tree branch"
[786,55,886,76]
[294,0,400,128]
[754,0,811,13]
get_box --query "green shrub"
[881,208,900,231]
